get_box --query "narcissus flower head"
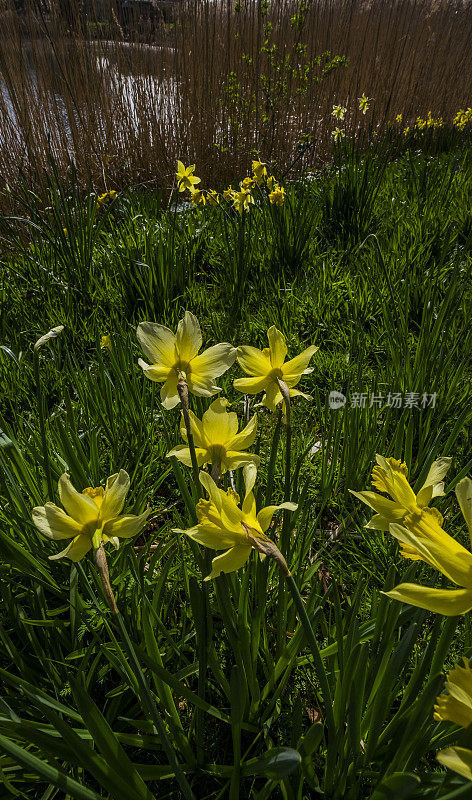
[435,658,472,781]
[137,311,237,409]
[167,397,259,474]
[240,176,256,190]
[232,187,254,215]
[332,127,344,143]
[190,187,206,206]
[234,326,318,412]
[358,93,371,114]
[176,470,296,580]
[355,472,472,617]
[252,159,267,183]
[176,161,201,193]
[269,184,285,205]
[332,105,346,120]
[100,334,111,349]
[350,455,452,534]
[32,471,150,562]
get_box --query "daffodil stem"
[276,379,292,653]
[265,407,282,505]
[33,351,54,501]
[284,572,336,771]
[177,377,201,498]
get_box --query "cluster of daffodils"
[96,189,117,206]
[330,93,372,142]
[393,107,472,136]
[176,159,286,212]
[352,455,472,780]
[34,312,317,584]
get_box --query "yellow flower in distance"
[100,334,111,349]
[234,326,318,412]
[137,311,237,409]
[358,93,371,114]
[332,128,344,143]
[435,658,472,781]
[332,105,346,120]
[32,471,150,562]
[167,397,259,473]
[266,175,277,191]
[232,187,254,215]
[252,159,267,183]
[350,455,452,533]
[190,187,206,206]
[206,190,220,206]
[176,470,297,580]
[240,176,256,190]
[269,184,285,205]
[176,161,201,193]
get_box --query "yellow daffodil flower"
[234,326,318,412]
[370,475,472,616]
[100,334,111,349]
[176,161,201,193]
[176,470,296,579]
[206,190,220,206]
[395,114,403,123]
[232,187,254,215]
[350,455,452,533]
[269,184,285,205]
[358,93,371,114]
[252,159,267,183]
[190,187,206,206]
[332,105,346,120]
[240,176,256,190]
[435,658,472,781]
[266,175,277,191]
[332,128,344,142]
[32,471,150,562]
[167,397,259,473]
[137,311,237,409]
[223,185,234,199]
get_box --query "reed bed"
[0,0,471,198]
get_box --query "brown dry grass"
[0,0,471,196]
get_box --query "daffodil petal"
[234,375,270,394]
[160,374,180,409]
[263,382,283,412]
[267,326,288,368]
[237,346,272,377]
[205,546,252,580]
[243,463,258,497]
[191,343,237,380]
[422,457,452,489]
[258,502,297,532]
[282,344,318,378]
[100,470,130,521]
[364,514,391,531]
[32,503,82,540]
[224,452,260,472]
[58,474,98,525]
[103,510,150,540]
[390,517,472,587]
[202,398,238,443]
[137,359,170,383]
[227,413,257,451]
[349,490,405,520]
[166,445,207,467]
[137,322,176,367]
[242,490,257,518]
[182,524,238,550]
[383,584,472,616]
[175,312,202,362]
[49,534,92,562]
[180,409,206,446]
[437,747,472,781]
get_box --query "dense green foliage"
[1,135,472,799]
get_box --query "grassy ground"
[1,131,472,798]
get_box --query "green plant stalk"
[33,351,55,501]
[276,379,292,653]
[177,376,202,499]
[93,543,196,800]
